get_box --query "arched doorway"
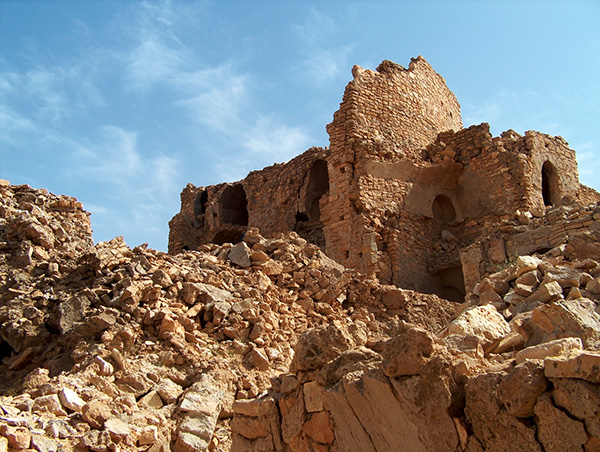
[219,184,248,226]
[432,194,456,224]
[542,161,559,206]
[193,190,208,217]
[304,159,330,221]
[295,159,329,250]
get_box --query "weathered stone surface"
[527,299,600,348]
[317,346,381,387]
[325,369,458,452]
[524,280,563,303]
[228,242,252,268]
[303,382,324,413]
[515,337,583,364]
[552,378,600,420]
[32,394,67,416]
[535,394,588,452]
[382,326,434,377]
[105,416,131,442]
[444,305,510,349]
[465,372,542,452]
[230,415,269,440]
[156,378,183,404]
[516,255,543,276]
[290,321,367,372]
[81,400,112,429]
[301,411,334,444]
[545,350,600,383]
[248,347,270,371]
[497,361,549,417]
[57,295,90,334]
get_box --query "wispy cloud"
[2,0,315,250]
[244,115,312,163]
[68,125,182,246]
[174,63,250,132]
[292,8,354,87]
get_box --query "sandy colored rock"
[535,393,588,452]
[32,394,67,417]
[545,350,600,383]
[303,381,324,413]
[552,378,600,420]
[290,321,367,372]
[515,337,583,364]
[382,326,434,377]
[81,400,112,429]
[497,361,549,417]
[444,304,510,348]
[465,371,542,452]
[302,411,334,444]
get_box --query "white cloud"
[67,125,182,247]
[127,39,189,90]
[244,115,312,163]
[292,8,354,87]
[174,64,249,132]
[0,104,36,144]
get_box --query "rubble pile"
[2,179,600,452]
[232,249,600,452]
[0,181,456,451]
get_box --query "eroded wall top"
[327,56,463,163]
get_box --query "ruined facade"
[169,56,597,301]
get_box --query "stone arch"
[542,160,560,206]
[294,159,329,250]
[219,184,248,226]
[304,159,330,221]
[193,190,208,217]
[432,194,456,224]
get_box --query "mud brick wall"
[323,57,462,270]
[169,148,330,253]
[169,56,598,302]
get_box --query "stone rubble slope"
[2,180,600,452]
[229,218,600,449]
[0,181,456,452]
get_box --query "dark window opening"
[194,190,208,217]
[219,184,248,226]
[295,211,309,222]
[542,161,559,206]
[432,194,456,224]
[295,160,329,251]
[432,266,466,303]
[0,340,14,360]
[212,230,244,245]
[304,160,329,222]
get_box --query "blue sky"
[1,1,599,251]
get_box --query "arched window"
[542,161,559,206]
[303,159,330,222]
[219,184,248,226]
[193,190,208,217]
[432,194,456,224]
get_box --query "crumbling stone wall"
[322,57,462,274]
[168,147,330,253]
[169,56,598,302]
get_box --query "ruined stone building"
[169,56,599,302]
